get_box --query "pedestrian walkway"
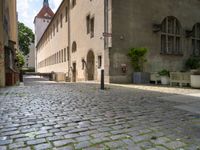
[0,76,200,150]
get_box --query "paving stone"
[164,141,186,149]
[75,141,92,149]
[0,140,12,145]
[53,139,75,147]
[34,143,52,150]
[9,142,25,149]
[105,140,125,148]
[47,135,64,141]
[0,146,7,150]
[53,145,73,150]
[27,138,46,145]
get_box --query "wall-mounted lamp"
[152,24,161,32]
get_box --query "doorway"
[72,62,76,82]
[87,50,95,80]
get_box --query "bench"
[170,72,191,87]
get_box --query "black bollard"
[101,69,105,90]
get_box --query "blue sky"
[17,0,62,31]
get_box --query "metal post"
[101,69,105,90]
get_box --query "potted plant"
[128,47,150,84]
[191,70,200,88]
[158,69,170,85]
[185,57,200,72]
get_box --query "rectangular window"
[53,24,55,36]
[98,55,102,68]
[61,49,64,62]
[56,19,59,32]
[64,48,66,62]
[90,17,94,38]
[65,7,68,22]
[60,14,63,28]
[67,47,70,61]
[86,15,90,34]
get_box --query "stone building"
[0,0,19,87]
[35,0,200,83]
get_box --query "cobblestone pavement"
[0,76,200,150]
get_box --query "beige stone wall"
[0,0,18,86]
[36,0,69,74]
[36,0,105,82]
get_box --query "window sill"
[160,52,183,56]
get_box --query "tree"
[18,22,34,55]
[16,50,25,68]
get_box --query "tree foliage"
[16,50,25,68]
[128,48,148,72]
[18,22,34,55]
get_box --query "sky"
[17,0,62,31]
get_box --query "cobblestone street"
[0,76,200,150]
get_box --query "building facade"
[36,0,200,83]
[0,0,19,87]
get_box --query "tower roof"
[34,0,54,21]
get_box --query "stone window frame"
[192,23,200,56]
[161,16,182,55]
[65,7,68,22]
[72,0,76,8]
[60,13,63,28]
[72,41,77,53]
[90,16,95,38]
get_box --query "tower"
[34,0,54,45]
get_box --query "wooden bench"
[170,72,191,87]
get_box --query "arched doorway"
[87,50,95,80]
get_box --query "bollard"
[101,69,105,90]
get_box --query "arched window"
[72,41,77,53]
[192,23,200,56]
[161,16,182,55]
[72,0,76,8]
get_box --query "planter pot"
[133,72,150,84]
[191,75,200,88]
[160,76,170,85]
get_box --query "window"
[72,0,76,8]
[60,14,63,28]
[72,41,77,53]
[86,15,90,34]
[65,7,68,22]
[90,17,94,38]
[61,49,64,62]
[53,24,55,36]
[67,47,70,61]
[64,48,66,62]
[98,55,102,68]
[56,19,59,32]
[192,23,200,56]
[161,16,182,55]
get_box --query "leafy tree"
[16,50,25,68]
[18,22,34,55]
[128,48,148,72]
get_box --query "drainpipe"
[67,0,71,81]
[104,0,109,49]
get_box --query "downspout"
[104,0,108,49]
[67,0,71,81]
